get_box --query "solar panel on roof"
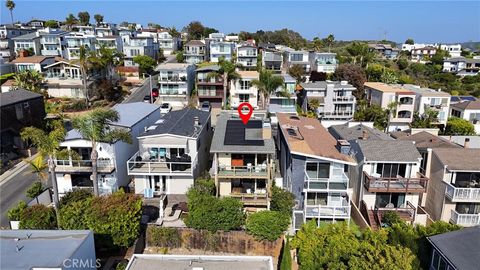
[224,120,264,146]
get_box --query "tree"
[310,37,323,52]
[288,64,306,83]
[93,14,104,25]
[5,0,15,25]
[280,238,292,270]
[411,108,439,128]
[24,155,48,184]
[405,38,414,45]
[21,121,69,222]
[251,69,284,109]
[133,55,156,75]
[158,48,166,63]
[431,49,450,65]
[64,14,78,30]
[77,11,90,26]
[72,109,132,196]
[70,45,93,106]
[345,42,374,67]
[44,20,58,28]
[322,34,335,52]
[354,99,389,130]
[270,186,295,217]
[444,117,476,135]
[20,204,57,229]
[60,189,93,208]
[184,21,205,40]
[246,211,289,241]
[26,181,44,199]
[89,44,124,81]
[307,98,321,113]
[13,70,44,93]
[366,63,384,81]
[397,58,409,70]
[168,26,181,38]
[176,51,185,63]
[207,57,240,107]
[309,71,327,82]
[7,201,27,221]
[333,64,366,99]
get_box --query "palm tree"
[322,34,335,53]
[89,44,123,82]
[72,108,132,196]
[251,69,284,110]
[70,45,93,107]
[64,14,78,30]
[13,70,44,93]
[386,101,400,132]
[20,121,69,221]
[288,64,306,83]
[207,57,240,108]
[5,0,15,25]
[25,155,48,184]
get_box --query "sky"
[1,0,479,43]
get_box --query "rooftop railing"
[364,171,428,194]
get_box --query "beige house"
[426,148,480,227]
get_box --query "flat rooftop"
[0,230,94,270]
[277,113,355,164]
[364,82,414,94]
[126,255,274,270]
[397,84,451,97]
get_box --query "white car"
[160,103,172,114]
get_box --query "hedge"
[246,211,290,241]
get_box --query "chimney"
[464,138,470,148]
[18,49,28,58]
[194,116,199,126]
[337,140,351,155]
[362,130,369,140]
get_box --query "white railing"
[446,183,480,202]
[450,210,480,226]
[41,49,60,56]
[127,151,196,175]
[305,204,350,219]
[55,159,114,172]
[218,164,270,178]
[305,171,349,191]
[332,96,356,102]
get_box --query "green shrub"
[280,237,292,270]
[246,211,289,241]
[270,186,295,217]
[146,227,182,247]
[7,201,27,221]
[60,189,93,208]
[59,199,91,229]
[19,204,57,229]
[382,210,404,227]
[115,262,127,270]
[194,178,216,196]
[26,182,44,199]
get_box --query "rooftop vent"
[147,125,157,131]
[287,128,297,136]
[155,119,165,124]
[289,115,300,121]
[337,140,351,155]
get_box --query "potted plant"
[7,201,27,229]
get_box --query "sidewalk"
[0,153,39,186]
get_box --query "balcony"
[159,75,187,82]
[319,111,354,119]
[55,159,115,173]
[304,171,349,191]
[41,49,61,56]
[197,78,223,85]
[230,193,268,206]
[218,164,270,179]
[127,151,196,176]
[373,201,417,225]
[363,172,428,193]
[332,96,356,103]
[158,90,187,96]
[445,183,480,202]
[305,201,350,219]
[197,89,223,98]
[450,210,480,227]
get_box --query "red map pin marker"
[237,102,253,125]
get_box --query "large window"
[240,80,251,90]
[291,53,303,61]
[375,163,407,178]
[239,94,249,103]
[375,193,405,208]
[306,162,330,179]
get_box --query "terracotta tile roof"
[11,56,53,64]
[364,82,414,94]
[277,113,355,164]
[116,66,139,73]
[1,79,16,87]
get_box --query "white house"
[439,44,462,58]
[230,71,259,109]
[313,52,337,73]
[12,32,42,56]
[122,36,157,66]
[95,35,123,52]
[209,41,234,62]
[10,55,55,73]
[157,31,179,55]
[285,49,310,72]
[64,33,97,60]
[55,103,161,195]
[0,25,35,60]
[128,108,212,197]
[450,100,480,134]
[443,57,480,76]
[236,40,257,70]
[184,40,206,64]
[157,63,196,107]
[43,58,85,98]
[38,28,68,57]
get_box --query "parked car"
[143,95,152,103]
[160,103,172,114]
[152,88,159,97]
[200,101,211,112]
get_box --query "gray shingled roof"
[11,32,39,40]
[329,124,393,141]
[396,131,460,149]
[433,148,480,171]
[428,226,480,270]
[0,89,43,107]
[210,113,275,154]
[354,140,421,162]
[139,108,210,138]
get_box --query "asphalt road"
[122,74,159,104]
[0,162,39,228]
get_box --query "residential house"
[439,44,462,58]
[411,46,437,62]
[209,40,234,62]
[262,49,283,73]
[225,35,240,43]
[0,230,96,270]
[157,31,179,55]
[427,226,479,270]
[398,84,451,126]
[426,148,480,227]
[440,135,480,149]
[95,35,123,52]
[12,32,42,56]
[128,108,212,197]
[0,89,45,161]
[230,71,259,109]
[208,32,226,41]
[123,36,157,66]
[285,49,310,72]
[450,100,480,134]
[38,28,68,57]
[401,43,435,52]
[350,140,430,228]
[27,19,46,28]
[443,57,480,76]
[210,112,275,211]
[125,255,274,270]
[184,40,206,64]
[268,74,297,115]
[196,64,224,108]
[55,103,161,195]
[312,52,337,73]
[236,40,258,70]
[0,25,35,60]
[43,58,85,98]
[157,63,196,107]
[298,81,357,121]
[329,121,393,142]
[277,114,356,230]
[368,43,400,59]
[10,55,55,72]
[95,23,117,37]
[74,25,96,35]
[450,95,477,104]
[365,82,416,131]
[64,33,97,60]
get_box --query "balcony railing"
[159,75,187,82]
[158,90,186,96]
[319,111,354,119]
[197,89,223,97]
[446,183,480,202]
[450,210,480,227]
[305,204,350,219]
[364,172,428,193]
[127,151,196,175]
[230,193,268,206]
[218,164,270,179]
[41,49,61,56]
[55,159,115,173]
[332,96,356,102]
[305,171,349,191]
[374,201,416,224]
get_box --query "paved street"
[122,74,159,104]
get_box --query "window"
[281,99,294,107]
[469,113,480,123]
[240,80,251,90]
[375,163,407,178]
[239,94,249,103]
[291,53,303,61]
[306,162,330,179]
[130,49,140,56]
[375,193,405,208]
[397,110,412,118]
[451,109,461,118]
[15,103,24,119]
